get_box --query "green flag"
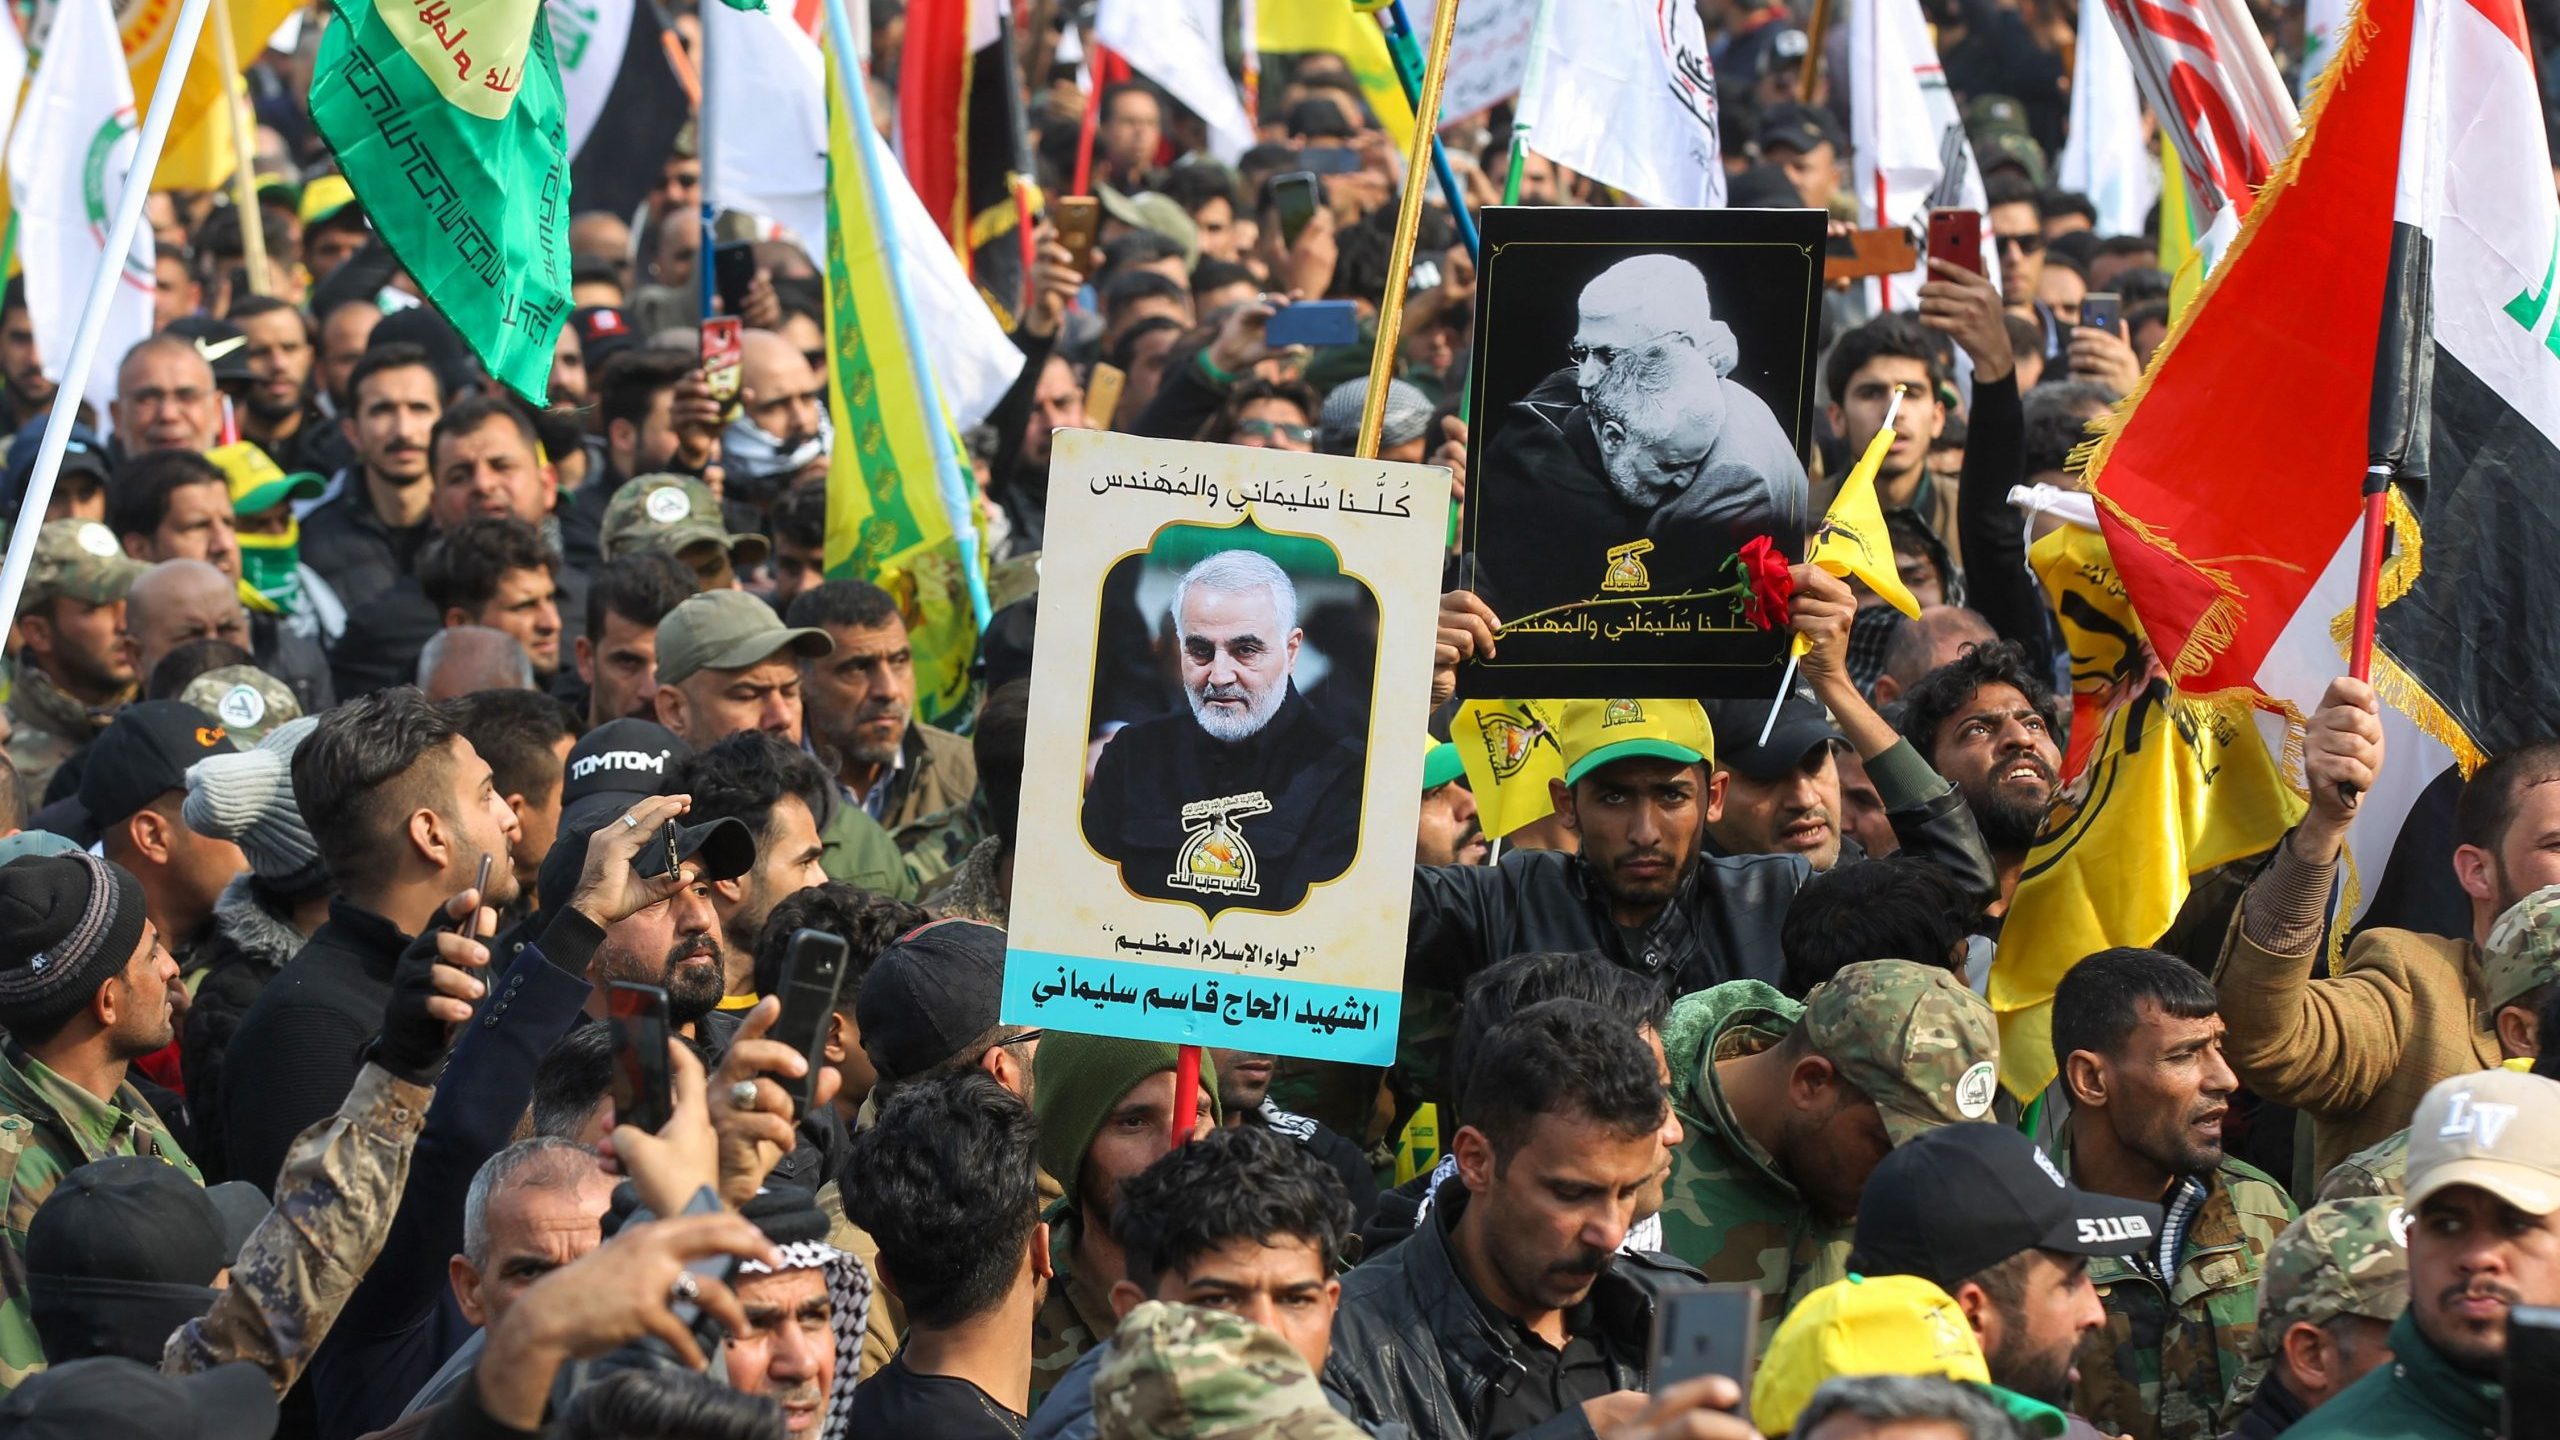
[309,0,571,404]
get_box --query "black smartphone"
[1272,171,1322,249]
[1649,1284,1760,1414]
[445,852,493,935]
[2508,1305,2560,1436]
[713,240,758,318]
[2080,291,2123,334]
[1297,146,1362,175]
[769,929,849,1117]
[607,981,674,1133]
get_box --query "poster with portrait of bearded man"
[1458,206,1826,700]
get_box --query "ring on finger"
[729,1080,761,1110]
[668,1271,701,1306]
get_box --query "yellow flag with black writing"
[1450,699,1565,839]
[1795,413,1920,660]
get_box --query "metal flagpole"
[1354,0,1460,459]
[0,0,219,630]
[822,0,994,628]
[698,9,716,320]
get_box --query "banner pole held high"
[698,11,717,322]
[1373,0,1477,260]
[211,0,271,297]
[1355,0,1461,460]
[0,0,216,632]
[1764,385,1906,745]
[1170,1042,1201,1152]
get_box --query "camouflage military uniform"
[3,521,149,802]
[2061,1131,2298,1440]
[923,835,1008,924]
[0,1047,200,1392]
[1092,1301,1368,1440]
[163,1064,432,1392]
[1657,964,2003,1346]
[175,666,301,748]
[895,782,987,894]
[2252,1195,2409,1356]
[1033,1206,1122,1412]
[2315,1127,2409,1201]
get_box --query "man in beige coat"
[2213,676,2560,1180]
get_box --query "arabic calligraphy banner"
[1456,205,1827,701]
[1002,430,1452,1065]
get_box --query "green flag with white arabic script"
[309,0,571,404]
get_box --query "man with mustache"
[1895,638,2065,910]
[2283,1070,2560,1440]
[1081,549,1361,916]
[1415,740,1487,868]
[789,580,977,888]
[299,344,445,611]
[2051,948,2297,1440]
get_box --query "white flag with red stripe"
[2098,0,2295,228]
[1849,0,1989,308]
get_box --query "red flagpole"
[2347,475,2389,682]
[1072,43,1108,195]
[1169,1043,1201,1152]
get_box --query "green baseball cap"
[2250,1197,2410,1359]
[27,520,148,607]
[205,441,326,517]
[601,474,772,570]
[1421,738,1464,791]
[1555,698,1714,787]
[179,666,302,746]
[653,589,832,685]
[1963,94,2031,137]
[2483,883,2560,1014]
[1804,960,2003,1146]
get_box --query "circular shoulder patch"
[1955,1060,1999,1119]
[76,522,118,556]
[217,684,267,729]
[644,487,691,524]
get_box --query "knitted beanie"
[1031,1036,1220,1207]
[182,715,323,892]
[0,853,149,1037]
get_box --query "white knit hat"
[183,714,323,889]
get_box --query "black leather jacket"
[1324,1187,1706,1440]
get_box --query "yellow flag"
[1253,0,1416,150]
[132,0,304,191]
[2158,157,2206,321]
[1450,699,1565,839]
[1793,410,1920,658]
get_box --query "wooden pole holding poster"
[1356,0,1462,459]
[1800,0,1834,98]
[211,0,271,297]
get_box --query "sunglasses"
[1996,231,2046,255]
[1235,418,1316,445]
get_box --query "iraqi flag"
[558,0,691,222]
[2080,0,2555,917]
[899,0,1036,327]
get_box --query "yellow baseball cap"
[1753,1274,2003,1436]
[1555,699,1713,787]
[204,441,325,516]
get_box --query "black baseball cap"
[0,1358,279,1440]
[5,423,110,501]
[1758,102,1846,158]
[26,1156,265,1284]
[855,919,1010,1084]
[80,701,239,831]
[561,719,692,813]
[164,317,254,385]
[1705,688,1846,782]
[1849,1124,2164,1286]
[536,806,754,919]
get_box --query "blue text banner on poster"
[1006,951,1399,1066]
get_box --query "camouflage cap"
[27,520,148,607]
[2483,884,2560,1015]
[1804,960,2003,1146]
[600,474,772,570]
[178,666,301,746]
[2249,1196,2411,1358]
[1093,1301,1366,1440]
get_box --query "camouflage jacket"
[0,1047,200,1393]
[1655,981,1848,1346]
[2315,1128,2409,1202]
[2061,1133,2298,1440]
[1032,1206,1121,1413]
[2,667,121,805]
[923,835,1009,926]
[899,793,990,895]
[162,1064,430,1393]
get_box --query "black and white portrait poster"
[1456,206,1827,699]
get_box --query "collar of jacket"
[0,1042,151,1166]
[1563,848,1704,977]
[2060,1128,2256,1298]
[210,874,309,975]
[1407,1184,1652,1412]
[315,897,417,982]
[1674,991,1804,1202]
[2380,1308,2502,1433]
[11,665,123,741]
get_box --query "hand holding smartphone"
[1272,172,1323,249]
[608,981,675,1134]
[1927,209,1985,278]
[767,930,849,1117]
[1649,1284,1759,1418]
[2079,291,2123,335]
[444,853,493,936]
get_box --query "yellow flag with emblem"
[1988,520,2304,1100]
[1794,399,1921,659]
[1253,0,1416,150]
[1450,699,1566,839]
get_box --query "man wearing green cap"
[204,440,343,647]
[1028,1034,1218,1409]
[1656,958,2002,1341]
[1415,739,1485,868]
[652,589,913,900]
[2226,1196,2409,1440]
[599,473,769,591]
[6,520,146,803]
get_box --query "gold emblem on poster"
[1168,791,1276,897]
[1601,539,1655,594]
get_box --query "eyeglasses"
[1996,231,2045,255]
[1567,329,1677,369]
[1235,418,1315,445]
[1001,1028,1045,1049]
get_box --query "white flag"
[8,0,148,412]
[857,109,1023,428]
[706,0,829,251]
[2299,0,2350,98]
[2056,0,2160,236]
[1850,0,1990,307]
[1411,0,1542,122]
[552,0,634,161]
[1517,0,1722,208]
[1094,0,1252,163]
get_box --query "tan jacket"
[2213,910,2499,1182]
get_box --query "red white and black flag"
[900,0,1038,327]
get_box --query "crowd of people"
[0,0,2550,1438]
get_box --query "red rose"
[1740,536,1793,631]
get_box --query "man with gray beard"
[1081,549,1363,915]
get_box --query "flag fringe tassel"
[2320,485,2487,776]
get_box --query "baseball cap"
[298,173,359,228]
[80,701,239,832]
[2405,1068,2560,1215]
[536,803,755,919]
[1097,186,1201,267]
[1555,699,1714,787]
[2483,883,2560,1015]
[1319,377,1432,455]
[1095,1301,1368,1440]
[26,1156,266,1286]
[601,474,771,570]
[1421,737,1464,792]
[0,1358,279,1440]
[178,667,301,746]
[5,423,110,502]
[164,317,254,385]
[856,918,1009,1084]
[203,441,326,517]
[25,520,147,607]
[1705,686,1845,782]
[2249,1196,2411,1360]
[1964,94,2032,137]
[571,305,640,371]
[560,719,693,813]
[1803,959,2003,1146]
[654,589,833,685]
[1850,1123,2163,1286]
[535,719,734,916]
[1753,1273,2063,1438]
[1758,102,1846,157]
[1976,129,2051,188]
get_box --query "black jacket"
[2223,1372,2309,1440]
[217,898,407,1195]
[1324,1186,1703,1440]
[299,478,432,613]
[182,875,317,1184]
[250,610,336,715]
